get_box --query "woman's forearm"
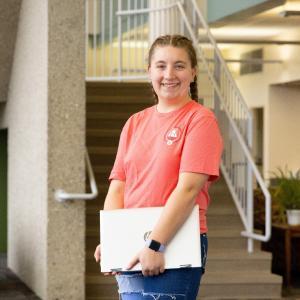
[149,173,208,245]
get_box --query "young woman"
[94,34,223,299]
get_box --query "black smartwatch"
[145,239,166,252]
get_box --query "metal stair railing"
[85,0,272,252]
[181,0,271,252]
[55,148,98,202]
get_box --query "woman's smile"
[161,82,180,88]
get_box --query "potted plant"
[273,168,300,226]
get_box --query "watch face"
[149,240,161,252]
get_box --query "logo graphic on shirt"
[165,127,181,145]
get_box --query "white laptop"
[100,205,201,272]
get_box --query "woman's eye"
[175,65,185,70]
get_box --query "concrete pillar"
[47,0,86,298]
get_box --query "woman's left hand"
[127,247,165,276]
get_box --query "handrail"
[55,148,98,202]
[177,1,271,248]
[116,3,178,16]
[190,0,251,123]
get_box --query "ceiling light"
[209,27,281,38]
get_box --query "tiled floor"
[283,277,300,300]
[0,254,40,300]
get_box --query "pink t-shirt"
[109,101,223,233]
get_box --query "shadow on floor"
[0,254,40,300]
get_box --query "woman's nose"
[164,66,175,78]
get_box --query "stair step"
[87,112,129,129]
[206,250,272,271]
[87,111,131,120]
[86,81,152,94]
[209,188,233,198]
[206,270,282,285]
[207,205,238,215]
[87,129,121,136]
[208,227,244,236]
[87,94,152,104]
[88,147,117,165]
[207,214,242,226]
[93,166,112,182]
[86,129,121,147]
[85,201,103,213]
[86,274,118,296]
[86,201,108,213]
[89,146,117,154]
[200,271,282,299]
[207,235,248,250]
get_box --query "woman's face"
[148,45,196,104]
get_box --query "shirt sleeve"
[179,115,223,182]
[108,119,131,182]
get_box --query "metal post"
[118,0,122,79]
[85,0,88,76]
[109,0,113,77]
[247,109,254,252]
[101,0,105,76]
[93,0,97,77]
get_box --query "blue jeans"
[115,234,208,300]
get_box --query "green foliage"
[272,167,300,210]
[254,187,286,225]
[254,167,300,226]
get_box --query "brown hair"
[148,34,198,103]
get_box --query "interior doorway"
[252,108,264,175]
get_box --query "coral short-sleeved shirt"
[109,100,223,233]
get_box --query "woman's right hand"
[94,244,118,276]
[94,244,101,263]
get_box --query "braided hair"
[148,35,198,103]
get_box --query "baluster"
[127,0,130,76]
[109,0,113,76]
[93,0,97,77]
[101,0,105,76]
[134,0,138,76]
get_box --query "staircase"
[200,177,282,299]
[85,82,153,300]
[85,82,282,300]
